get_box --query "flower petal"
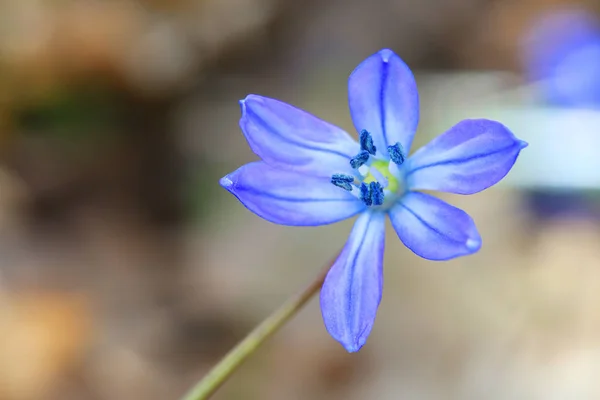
[320,211,385,352]
[239,95,358,177]
[220,162,365,226]
[405,119,527,194]
[348,49,420,158]
[389,192,481,260]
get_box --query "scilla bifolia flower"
[220,49,526,352]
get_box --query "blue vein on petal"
[379,58,389,150]
[345,214,373,348]
[404,143,519,178]
[241,187,360,203]
[396,201,467,245]
[244,105,353,161]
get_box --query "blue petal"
[220,162,365,226]
[405,119,527,194]
[239,95,358,177]
[389,192,481,261]
[320,211,386,352]
[347,49,420,158]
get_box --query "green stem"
[180,258,332,400]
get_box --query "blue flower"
[220,49,527,352]
[523,8,600,107]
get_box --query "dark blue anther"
[359,130,377,155]
[359,183,372,206]
[369,182,384,206]
[387,142,405,165]
[331,173,355,191]
[358,182,385,207]
[350,150,370,169]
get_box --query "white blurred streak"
[421,71,600,190]
[492,107,600,190]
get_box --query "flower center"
[363,160,399,193]
[330,130,406,208]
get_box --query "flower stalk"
[179,258,333,400]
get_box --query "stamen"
[359,183,372,206]
[330,173,355,191]
[350,150,370,169]
[359,130,377,155]
[369,182,384,206]
[358,181,385,207]
[387,142,405,165]
[388,160,400,178]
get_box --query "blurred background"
[1,0,600,399]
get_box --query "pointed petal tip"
[343,340,365,353]
[335,329,368,353]
[219,175,233,190]
[239,95,263,114]
[241,94,262,103]
[377,48,396,62]
[518,140,529,149]
[466,237,482,252]
[238,98,247,117]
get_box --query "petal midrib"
[245,107,355,160]
[405,142,519,178]
[395,201,467,245]
[345,214,373,343]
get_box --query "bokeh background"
[1,0,600,399]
